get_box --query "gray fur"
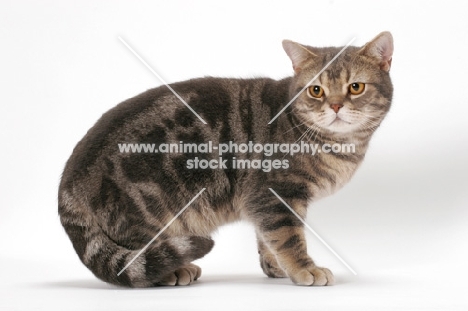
[59,32,393,287]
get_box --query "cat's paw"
[290,266,334,286]
[260,253,287,278]
[158,263,202,286]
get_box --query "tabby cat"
[59,32,393,287]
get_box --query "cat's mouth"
[329,116,351,126]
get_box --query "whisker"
[283,119,308,135]
[357,118,380,131]
[294,127,311,145]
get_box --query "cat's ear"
[359,31,394,72]
[282,40,317,73]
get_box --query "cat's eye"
[307,85,324,98]
[349,83,365,95]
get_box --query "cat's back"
[59,76,287,193]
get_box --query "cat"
[58,31,393,287]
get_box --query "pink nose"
[330,103,343,113]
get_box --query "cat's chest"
[296,151,363,201]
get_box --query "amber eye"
[349,83,365,95]
[307,85,324,98]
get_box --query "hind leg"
[148,236,213,286]
[158,263,202,286]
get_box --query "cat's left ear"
[359,31,394,72]
[282,40,317,73]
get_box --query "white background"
[1,1,468,310]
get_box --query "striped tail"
[58,191,213,287]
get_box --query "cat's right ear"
[282,40,317,74]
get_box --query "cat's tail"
[58,190,214,288]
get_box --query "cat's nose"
[330,103,343,113]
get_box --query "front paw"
[290,266,334,286]
[260,253,287,278]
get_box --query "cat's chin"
[324,117,356,134]
[330,117,350,126]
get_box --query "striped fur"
[59,32,393,287]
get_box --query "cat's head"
[283,32,393,136]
